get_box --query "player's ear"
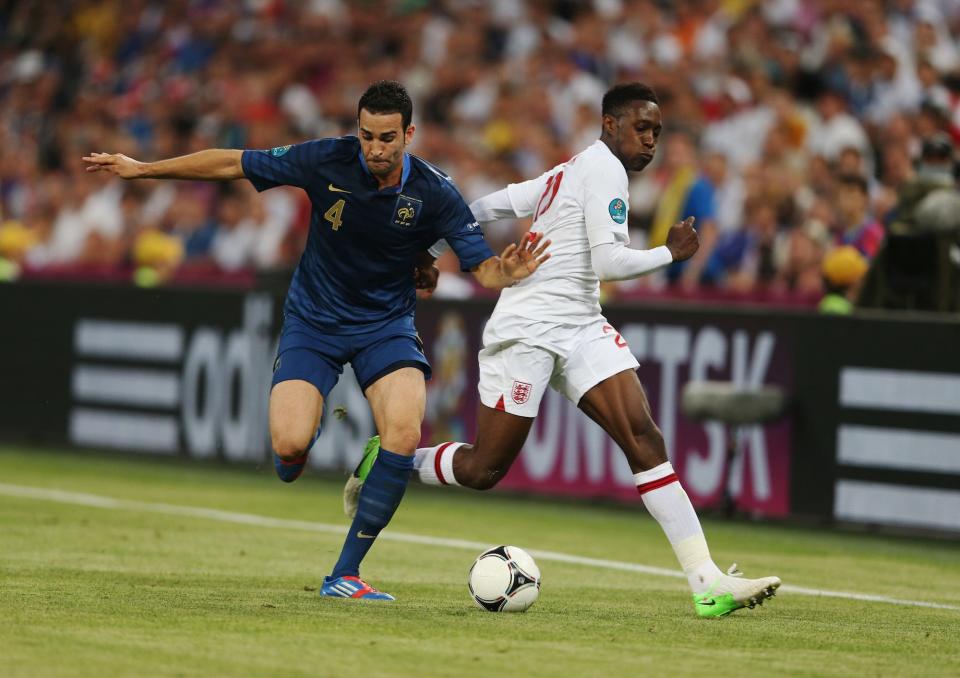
[601,113,618,137]
[404,123,415,146]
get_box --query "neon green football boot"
[342,435,380,519]
[693,564,781,618]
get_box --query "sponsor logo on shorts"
[511,380,532,404]
[270,145,292,157]
[273,355,282,373]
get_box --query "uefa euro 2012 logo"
[608,198,627,224]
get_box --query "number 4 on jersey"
[325,198,345,231]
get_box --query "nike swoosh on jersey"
[356,531,376,539]
[329,184,352,193]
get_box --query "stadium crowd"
[0,0,959,305]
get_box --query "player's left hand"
[414,263,439,299]
[81,152,145,179]
[666,217,699,262]
[499,231,551,281]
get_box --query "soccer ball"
[468,545,541,612]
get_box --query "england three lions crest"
[511,380,532,404]
[394,194,423,228]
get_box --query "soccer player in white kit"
[348,83,780,617]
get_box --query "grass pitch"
[1,448,958,677]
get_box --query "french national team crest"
[511,380,532,405]
[394,194,423,228]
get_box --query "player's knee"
[381,426,421,455]
[272,432,310,460]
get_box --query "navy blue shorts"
[271,313,431,398]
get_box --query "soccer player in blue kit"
[83,81,550,601]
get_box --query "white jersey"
[493,139,629,325]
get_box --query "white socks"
[635,462,724,594]
[414,442,464,486]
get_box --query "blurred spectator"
[833,174,885,258]
[781,218,831,296]
[702,198,785,290]
[808,88,872,172]
[669,149,725,288]
[210,183,257,272]
[166,184,217,262]
[859,132,960,311]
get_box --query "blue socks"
[273,425,322,483]
[330,448,413,579]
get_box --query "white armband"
[590,242,673,281]
[428,239,449,258]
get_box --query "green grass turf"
[1,447,958,677]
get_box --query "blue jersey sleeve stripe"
[449,236,494,272]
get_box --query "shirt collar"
[358,150,411,193]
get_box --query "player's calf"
[453,450,508,491]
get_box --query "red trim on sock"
[434,442,454,485]
[277,453,308,466]
[636,473,678,495]
[495,395,505,411]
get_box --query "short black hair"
[358,80,413,130]
[837,173,869,195]
[602,82,659,118]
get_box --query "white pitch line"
[1,482,957,612]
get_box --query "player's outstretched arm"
[590,217,698,282]
[82,149,244,181]
[471,232,551,290]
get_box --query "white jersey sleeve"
[506,172,551,218]
[469,188,517,223]
[582,152,630,247]
[431,187,522,258]
[590,242,672,281]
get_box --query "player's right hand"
[499,231,551,281]
[666,216,699,262]
[414,263,439,299]
[81,152,145,179]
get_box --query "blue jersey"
[242,136,494,332]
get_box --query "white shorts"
[477,314,640,417]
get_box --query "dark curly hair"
[358,80,413,130]
[602,82,659,118]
